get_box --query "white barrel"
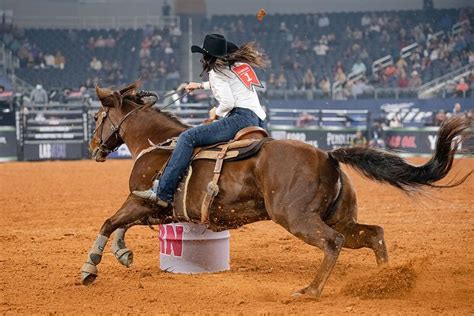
[158,222,230,274]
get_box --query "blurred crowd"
[205,8,472,99]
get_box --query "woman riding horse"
[133,34,267,207]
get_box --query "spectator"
[30,84,48,110]
[313,39,329,56]
[466,110,474,127]
[59,88,71,104]
[140,36,152,58]
[450,103,465,118]
[296,112,317,127]
[279,22,289,33]
[170,24,182,37]
[105,35,116,48]
[369,121,385,148]
[351,59,366,74]
[351,130,367,146]
[95,36,106,48]
[302,69,316,90]
[90,57,102,71]
[433,110,447,126]
[267,73,277,89]
[469,51,474,64]
[319,78,331,97]
[54,51,65,69]
[334,67,347,83]
[455,78,469,97]
[276,73,288,89]
[408,70,422,88]
[369,20,381,33]
[164,42,174,54]
[361,14,371,27]
[398,71,409,88]
[43,52,55,68]
[395,57,407,71]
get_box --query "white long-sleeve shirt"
[202,62,266,120]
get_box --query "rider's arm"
[210,71,235,117]
[201,81,210,90]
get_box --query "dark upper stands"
[1,26,181,91]
[0,8,472,99]
[202,8,472,94]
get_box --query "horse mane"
[152,107,191,129]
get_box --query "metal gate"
[19,103,89,161]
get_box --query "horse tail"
[328,117,472,193]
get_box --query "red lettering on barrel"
[159,225,184,257]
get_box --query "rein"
[93,89,191,154]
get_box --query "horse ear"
[96,85,116,108]
[112,90,123,109]
[119,79,141,97]
[96,85,110,100]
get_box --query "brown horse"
[81,81,470,298]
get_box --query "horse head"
[90,81,143,162]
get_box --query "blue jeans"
[157,108,265,202]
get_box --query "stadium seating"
[1,27,181,90]
[202,8,471,92]
[0,8,471,98]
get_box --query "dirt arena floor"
[1,157,473,314]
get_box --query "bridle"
[92,88,191,155]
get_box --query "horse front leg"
[111,216,164,267]
[111,227,133,268]
[80,196,156,285]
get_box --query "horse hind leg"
[334,221,388,266]
[330,174,388,265]
[288,215,345,298]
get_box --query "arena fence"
[2,100,472,162]
[18,103,88,161]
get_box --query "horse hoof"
[81,262,98,286]
[81,272,97,285]
[292,286,321,299]
[115,248,134,267]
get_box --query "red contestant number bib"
[231,63,263,91]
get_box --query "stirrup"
[132,189,169,208]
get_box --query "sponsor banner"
[269,127,474,154]
[23,142,85,160]
[0,127,17,161]
[269,98,473,126]
[270,128,365,150]
[385,128,474,154]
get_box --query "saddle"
[137,126,272,224]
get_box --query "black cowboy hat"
[191,34,239,58]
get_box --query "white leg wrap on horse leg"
[111,228,126,254]
[87,234,108,265]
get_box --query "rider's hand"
[184,82,203,92]
[209,107,217,120]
